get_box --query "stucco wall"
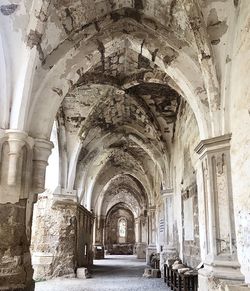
[230,1,250,282]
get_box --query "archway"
[105,203,135,255]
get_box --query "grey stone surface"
[77,267,90,279]
[35,255,169,291]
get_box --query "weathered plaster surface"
[1,1,250,290]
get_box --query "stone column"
[93,215,105,259]
[31,195,78,280]
[0,130,53,291]
[195,134,244,291]
[134,216,147,259]
[33,139,54,193]
[31,189,95,279]
[146,206,157,264]
[94,215,105,245]
[135,217,140,244]
[160,189,178,274]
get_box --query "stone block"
[93,245,104,259]
[76,267,90,279]
[143,268,161,278]
[135,243,147,259]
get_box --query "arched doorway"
[105,204,135,255]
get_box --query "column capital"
[148,205,156,211]
[6,130,29,186]
[161,188,174,197]
[33,138,54,161]
[0,130,34,203]
[135,217,140,223]
[32,138,54,193]
[195,133,231,157]
[0,130,53,203]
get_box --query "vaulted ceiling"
[1,0,235,212]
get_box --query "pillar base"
[0,282,35,291]
[160,246,178,275]
[32,252,54,281]
[134,243,147,259]
[146,244,157,265]
[198,261,245,291]
[93,245,105,259]
[0,201,34,291]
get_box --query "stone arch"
[74,120,170,207]
[88,155,153,210]
[96,174,148,219]
[105,202,135,251]
[91,170,151,212]
[26,18,211,140]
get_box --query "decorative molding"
[161,188,174,197]
[195,134,231,156]
[0,130,53,203]
[195,134,244,284]
[32,138,54,193]
[6,130,28,186]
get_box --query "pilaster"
[93,215,105,259]
[134,216,147,259]
[195,134,244,290]
[160,189,178,274]
[146,206,157,264]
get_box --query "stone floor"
[35,255,170,291]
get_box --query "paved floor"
[35,255,169,291]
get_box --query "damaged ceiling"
[0,0,233,214]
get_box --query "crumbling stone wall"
[31,193,94,281]
[31,195,77,280]
[0,200,34,290]
[229,2,250,282]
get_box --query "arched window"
[118,218,127,240]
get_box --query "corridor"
[35,255,168,291]
[1,1,250,290]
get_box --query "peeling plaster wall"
[154,99,201,266]
[181,185,200,268]
[229,1,250,282]
[1,1,250,289]
[171,100,200,264]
